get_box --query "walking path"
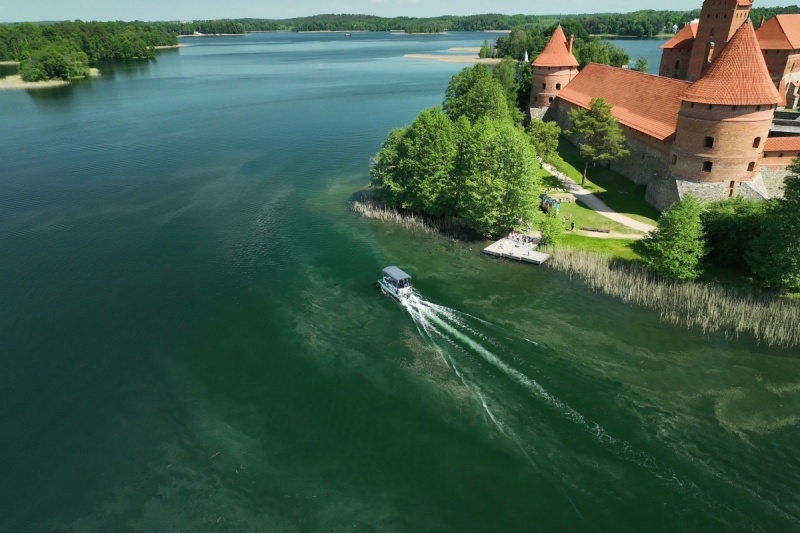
[539,159,657,234]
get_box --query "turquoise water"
[0,32,798,531]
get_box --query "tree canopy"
[641,194,706,281]
[566,97,629,185]
[443,64,512,124]
[746,171,800,290]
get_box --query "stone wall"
[760,165,792,198]
[646,174,681,211]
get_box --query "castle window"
[675,59,680,69]
[780,153,784,158]
[556,83,561,89]
[707,104,713,110]
[542,83,546,89]
[704,136,714,148]
[548,97,554,103]
[731,106,737,111]
[672,155,677,165]
[753,137,761,148]
[747,162,755,171]
[728,181,735,198]
[690,102,695,108]
[756,105,762,111]
[702,161,713,172]
[533,96,538,102]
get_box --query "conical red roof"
[680,20,781,106]
[532,25,579,68]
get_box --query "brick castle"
[530,0,800,210]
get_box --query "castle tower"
[529,25,579,120]
[669,20,781,202]
[686,0,752,80]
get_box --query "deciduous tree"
[641,194,705,281]
[566,97,629,185]
[443,64,511,124]
[459,118,539,236]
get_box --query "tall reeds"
[351,195,472,238]
[545,247,800,348]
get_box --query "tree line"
[493,21,630,67]
[640,178,800,291]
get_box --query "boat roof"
[382,266,411,281]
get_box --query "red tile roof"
[557,63,691,140]
[764,137,800,152]
[756,14,800,50]
[533,25,579,68]
[661,22,698,50]
[680,21,782,105]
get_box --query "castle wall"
[760,165,793,198]
[659,48,692,79]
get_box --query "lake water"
[1,32,798,531]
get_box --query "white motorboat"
[378,266,413,300]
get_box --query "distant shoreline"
[154,44,186,49]
[0,60,20,66]
[0,67,100,91]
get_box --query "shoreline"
[404,53,502,64]
[154,44,186,49]
[0,67,100,91]
[0,60,20,66]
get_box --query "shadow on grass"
[551,136,661,226]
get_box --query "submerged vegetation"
[545,248,800,348]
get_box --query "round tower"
[530,25,579,117]
[669,20,781,199]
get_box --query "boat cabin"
[379,265,413,299]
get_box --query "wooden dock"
[482,236,550,265]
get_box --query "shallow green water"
[0,32,798,532]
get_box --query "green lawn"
[558,234,642,260]
[537,168,639,235]
[547,137,661,227]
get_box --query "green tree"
[459,118,539,236]
[396,107,461,216]
[746,172,800,290]
[641,194,705,281]
[492,57,524,122]
[566,97,630,185]
[20,43,89,81]
[526,119,560,159]
[539,212,564,248]
[479,40,491,58]
[443,64,512,124]
[369,127,409,207]
[632,57,649,72]
[702,196,768,271]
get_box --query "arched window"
[753,137,761,148]
[704,136,714,148]
[675,59,680,69]
[542,83,546,90]
[671,155,678,165]
[555,83,561,90]
[548,97,554,103]
[747,162,755,171]
[702,161,713,172]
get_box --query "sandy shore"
[448,47,481,53]
[154,44,186,49]
[0,67,100,91]
[404,53,502,64]
[0,60,20,66]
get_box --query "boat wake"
[400,291,726,516]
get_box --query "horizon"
[0,0,794,24]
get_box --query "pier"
[482,233,550,265]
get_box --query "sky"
[0,0,793,22]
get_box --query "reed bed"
[544,247,800,348]
[351,197,471,238]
